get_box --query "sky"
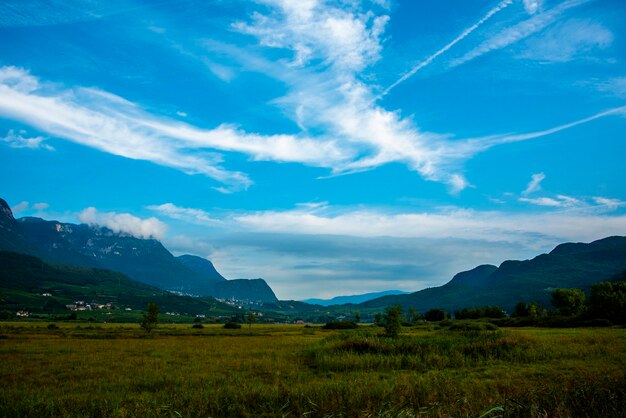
[1,0,625,300]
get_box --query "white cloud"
[448,174,471,195]
[32,202,49,211]
[8,200,49,215]
[519,18,613,62]
[597,76,626,98]
[1,129,54,151]
[523,0,543,15]
[233,203,625,245]
[78,207,168,240]
[147,203,221,225]
[0,1,621,196]
[451,0,590,68]
[593,197,626,211]
[519,194,581,207]
[522,172,545,196]
[11,201,29,214]
[233,0,388,72]
[230,2,475,191]
[0,66,355,191]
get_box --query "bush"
[0,310,13,320]
[323,320,358,330]
[46,323,59,330]
[383,305,403,338]
[191,323,204,329]
[424,308,449,322]
[223,321,241,329]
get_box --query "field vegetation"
[0,321,624,417]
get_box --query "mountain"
[0,250,237,316]
[177,255,226,282]
[360,236,626,313]
[0,199,276,302]
[212,279,278,302]
[302,290,408,306]
[0,199,42,257]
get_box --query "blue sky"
[1,0,625,299]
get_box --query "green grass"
[0,323,624,417]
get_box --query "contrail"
[380,0,513,98]
[490,105,626,145]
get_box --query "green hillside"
[361,236,626,313]
[0,251,237,317]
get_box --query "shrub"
[424,308,449,322]
[191,323,204,329]
[383,305,403,338]
[46,323,59,330]
[223,321,241,329]
[323,321,358,330]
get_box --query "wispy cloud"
[78,207,167,240]
[519,195,581,207]
[9,200,50,215]
[522,172,546,196]
[382,0,513,97]
[597,76,626,98]
[11,201,30,215]
[593,196,626,211]
[450,0,590,68]
[233,202,625,245]
[147,203,221,225]
[1,129,53,151]
[523,0,543,14]
[519,18,613,62]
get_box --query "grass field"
[0,322,624,417]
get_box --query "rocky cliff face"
[0,198,278,302]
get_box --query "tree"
[246,312,256,329]
[512,302,529,317]
[354,311,360,323]
[424,308,449,322]
[140,302,159,334]
[408,306,421,323]
[551,288,586,316]
[588,281,626,324]
[383,305,402,338]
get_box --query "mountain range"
[302,290,408,306]
[0,198,277,302]
[1,197,625,316]
[360,236,626,313]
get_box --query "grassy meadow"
[0,322,625,417]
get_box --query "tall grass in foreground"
[0,323,624,417]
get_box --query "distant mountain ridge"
[360,236,626,313]
[302,290,408,306]
[0,199,277,302]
